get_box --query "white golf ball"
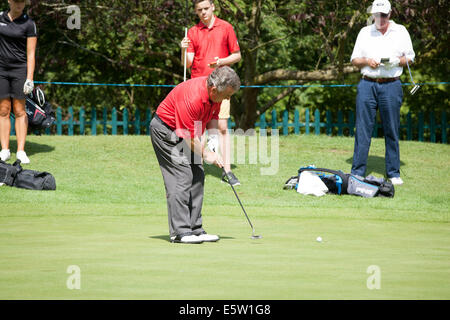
[316,236,322,242]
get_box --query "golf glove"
[207,134,219,153]
[23,79,34,95]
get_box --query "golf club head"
[251,229,262,239]
[410,85,420,95]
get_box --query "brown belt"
[363,76,400,83]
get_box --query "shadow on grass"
[345,155,405,177]
[149,235,235,243]
[8,139,55,157]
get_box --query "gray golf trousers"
[150,116,205,237]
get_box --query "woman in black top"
[0,0,37,164]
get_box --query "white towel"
[297,171,328,197]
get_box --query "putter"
[222,168,262,240]
[405,56,420,95]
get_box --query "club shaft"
[229,182,254,230]
[223,168,254,230]
[405,57,415,85]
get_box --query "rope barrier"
[34,81,449,88]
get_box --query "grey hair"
[207,66,241,92]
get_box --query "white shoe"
[390,177,404,185]
[196,232,220,242]
[16,151,30,164]
[170,234,203,244]
[0,149,10,161]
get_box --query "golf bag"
[294,166,394,198]
[0,159,21,186]
[298,166,349,195]
[25,88,55,131]
[0,159,56,190]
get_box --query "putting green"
[1,135,449,299]
[1,208,448,299]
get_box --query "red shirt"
[156,77,221,139]
[187,17,240,78]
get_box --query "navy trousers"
[351,79,403,178]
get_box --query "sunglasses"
[373,13,389,18]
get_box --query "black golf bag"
[25,88,55,131]
[0,159,56,190]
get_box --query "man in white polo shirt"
[350,0,415,185]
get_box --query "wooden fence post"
[102,107,108,135]
[337,110,343,136]
[123,108,128,135]
[349,111,355,137]
[57,107,62,135]
[314,109,320,135]
[305,108,310,135]
[271,109,277,130]
[91,108,97,136]
[134,109,141,135]
[68,107,74,136]
[111,108,117,135]
[79,107,85,135]
[282,109,289,135]
[294,109,300,135]
[145,108,151,135]
[326,110,332,136]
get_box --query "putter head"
[251,229,262,239]
[410,85,420,95]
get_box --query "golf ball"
[316,236,322,242]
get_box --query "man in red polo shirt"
[150,66,241,244]
[181,0,241,186]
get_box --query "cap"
[370,0,391,14]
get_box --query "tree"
[26,0,448,130]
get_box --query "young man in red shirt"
[180,0,241,186]
[150,66,241,244]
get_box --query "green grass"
[1,134,449,299]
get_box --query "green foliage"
[20,0,448,122]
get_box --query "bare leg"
[0,98,12,151]
[12,98,27,152]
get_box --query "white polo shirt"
[351,20,415,78]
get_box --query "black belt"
[363,76,400,83]
[154,113,175,131]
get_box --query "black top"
[0,10,37,67]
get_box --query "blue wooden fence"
[10,107,448,143]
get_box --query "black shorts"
[0,64,27,100]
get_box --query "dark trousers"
[351,79,403,178]
[150,117,205,237]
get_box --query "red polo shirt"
[156,76,221,139]
[187,16,240,78]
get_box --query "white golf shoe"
[0,149,10,161]
[196,232,219,242]
[390,177,404,185]
[170,234,203,244]
[16,151,30,164]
